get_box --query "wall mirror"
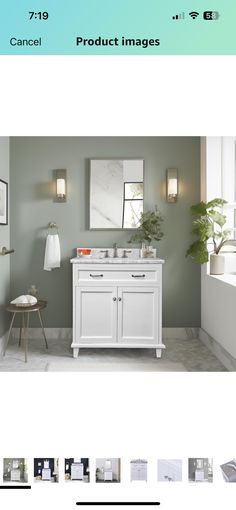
[89,158,144,229]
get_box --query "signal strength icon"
[189,11,199,19]
[172,12,185,20]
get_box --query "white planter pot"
[210,254,225,275]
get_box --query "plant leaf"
[222,228,232,240]
[186,240,209,264]
[208,209,226,227]
[206,198,227,209]
[192,218,214,240]
[190,201,207,216]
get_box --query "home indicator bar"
[76,503,161,507]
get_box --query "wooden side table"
[4,300,48,363]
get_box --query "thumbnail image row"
[2,458,236,484]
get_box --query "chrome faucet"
[100,249,109,258]
[123,249,132,258]
[113,243,119,258]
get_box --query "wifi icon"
[189,11,199,19]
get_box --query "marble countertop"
[70,257,165,264]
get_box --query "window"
[122,181,144,228]
[222,137,236,240]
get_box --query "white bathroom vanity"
[130,459,148,481]
[71,249,165,358]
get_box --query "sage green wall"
[10,137,200,327]
[0,137,10,338]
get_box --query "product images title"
[76,36,160,49]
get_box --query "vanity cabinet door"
[75,287,117,344]
[117,287,159,345]
[71,463,84,480]
[104,469,113,481]
[131,464,147,481]
[10,469,21,482]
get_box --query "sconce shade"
[57,178,65,197]
[166,168,178,203]
[168,178,177,196]
[54,169,67,202]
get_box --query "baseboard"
[162,327,199,340]
[11,327,199,342]
[0,331,8,358]
[199,328,236,372]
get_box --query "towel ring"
[47,222,59,235]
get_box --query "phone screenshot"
[0,1,235,509]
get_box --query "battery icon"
[203,11,220,20]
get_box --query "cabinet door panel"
[118,287,158,345]
[75,287,117,344]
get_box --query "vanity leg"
[73,348,79,358]
[156,348,162,359]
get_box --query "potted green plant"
[128,205,164,256]
[186,198,231,274]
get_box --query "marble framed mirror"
[89,158,144,229]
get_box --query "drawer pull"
[132,274,146,278]
[89,273,104,278]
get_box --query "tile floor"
[0,335,227,372]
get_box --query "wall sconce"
[55,169,67,202]
[166,168,178,203]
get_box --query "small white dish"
[11,294,38,306]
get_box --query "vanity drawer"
[76,268,160,283]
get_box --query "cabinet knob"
[118,297,122,301]
[113,297,117,301]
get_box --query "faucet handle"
[100,249,109,258]
[113,243,119,258]
[123,249,132,258]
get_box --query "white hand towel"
[44,234,61,271]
